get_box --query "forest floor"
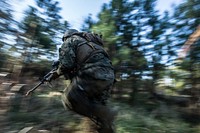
[1,90,200,133]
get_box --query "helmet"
[62,29,79,42]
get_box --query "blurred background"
[0,0,200,132]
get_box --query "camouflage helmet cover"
[62,29,79,42]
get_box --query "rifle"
[25,61,60,96]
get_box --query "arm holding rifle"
[25,60,62,96]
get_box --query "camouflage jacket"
[58,33,114,81]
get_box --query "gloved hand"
[52,60,60,68]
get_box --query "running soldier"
[50,29,117,133]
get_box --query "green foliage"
[171,0,200,99]
[7,93,198,133]
[1,1,200,132]
[174,0,200,20]
[118,46,131,62]
[0,52,8,68]
[8,112,42,124]
[0,0,16,50]
[81,14,95,32]
[14,0,69,62]
[35,0,69,40]
[115,102,194,133]
[90,3,119,61]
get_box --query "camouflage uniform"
[56,29,116,133]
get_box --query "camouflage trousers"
[61,76,117,133]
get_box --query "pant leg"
[66,90,116,133]
[91,104,117,133]
[62,77,117,133]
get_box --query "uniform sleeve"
[59,37,77,71]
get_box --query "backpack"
[73,32,104,46]
[70,32,110,70]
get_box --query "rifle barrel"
[25,67,56,96]
[25,81,44,96]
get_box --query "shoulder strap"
[71,32,109,71]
